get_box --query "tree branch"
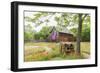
[82,14,88,22]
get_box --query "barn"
[47,26,74,42]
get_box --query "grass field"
[24,42,90,62]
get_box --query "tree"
[81,27,90,41]
[70,15,90,41]
[34,26,51,40]
[24,24,35,41]
[25,12,90,55]
[76,14,88,54]
[70,26,90,42]
[25,12,74,28]
[39,26,51,39]
[76,14,82,54]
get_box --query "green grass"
[24,42,90,62]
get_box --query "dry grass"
[24,42,90,62]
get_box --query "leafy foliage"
[24,24,35,41]
[24,12,90,42]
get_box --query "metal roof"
[50,26,73,35]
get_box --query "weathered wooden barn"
[47,27,74,42]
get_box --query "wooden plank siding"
[57,33,74,42]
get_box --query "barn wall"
[58,33,74,42]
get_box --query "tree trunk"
[76,14,82,55]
